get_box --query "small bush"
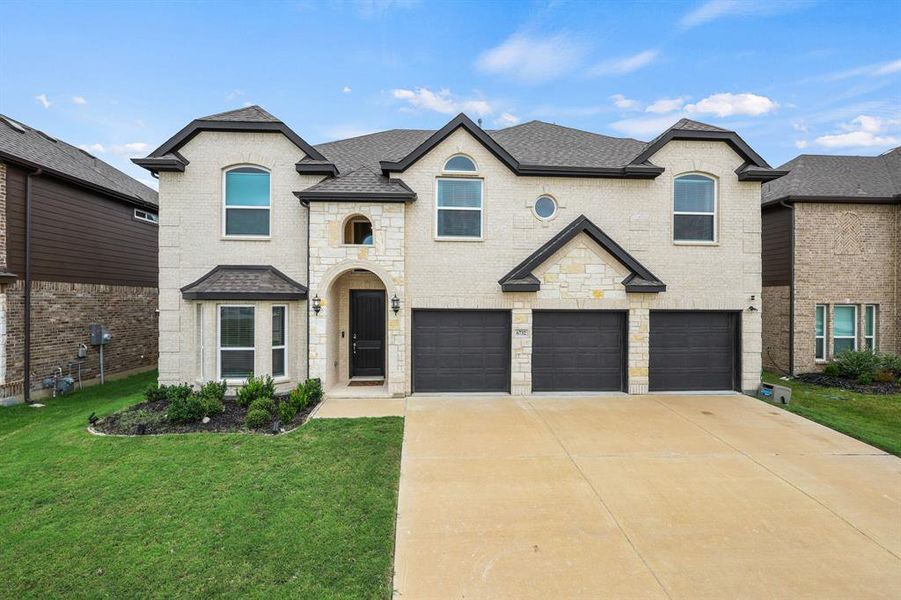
[117,408,166,430]
[832,350,880,379]
[823,363,841,377]
[167,393,207,423]
[144,384,169,403]
[289,385,310,412]
[245,408,271,429]
[857,372,873,385]
[873,369,896,384]
[236,375,275,407]
[304,378,323,404]
[199,380,227,402]
[200,394,225,417]
[248,397,276,416]
[278,400,297,425]
[166,383,195,403]
[878,353,901,376]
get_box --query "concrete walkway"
[393,394,901,599]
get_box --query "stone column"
[627,297,650,394]
[510,305,532,395]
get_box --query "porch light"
[391,294,400,315]
[312,295,321,315]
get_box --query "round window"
[534,196,557,220]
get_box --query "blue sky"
[1,0,899,189]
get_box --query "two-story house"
[761,148,900,374]
[135,106,784,398]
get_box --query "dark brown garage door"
[649,311,739,391]
[412,310,510,393]
[532,311,626,392]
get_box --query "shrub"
[857,372,873,385]
[117,408,166,430]
[248,397,276,416]
[245,408,271,429]
[167,393,207,423]
[878,353,901,376]
[236,375,275,407]
[873,369,896,384]
[289,385,310,412]
[144,384,169,403]
[200,394,225,417]
[199,380,227,402]
[823,363,841,377]
[832,350,880,379]
[278,400,296,425]
[166,383,195,403]
[304,378,323,404]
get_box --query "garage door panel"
[532,311,625,392]
[413,310,511,393]
[649,312,738,392]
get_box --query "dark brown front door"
[350,290,385,377]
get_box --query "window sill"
[434,236,484,242]
[815,359,827,364]
[221,235,271,242]
[341,243,374,248]
[673,240,719,246]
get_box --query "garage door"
[412,310,510,393]
[532,311,626,392]
[649,311,739,391]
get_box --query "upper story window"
[134,208,159,225]
[344,216,373,245]
[224,166,270,237]
[443,155,477,173]
[436,178,482,238]
[673,174,716,243]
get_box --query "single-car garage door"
[412,310,510,393]
[649,311,739,391]
[532,311,626,392]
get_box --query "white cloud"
[109,142,150,157]
[645,97,685,114]
[589,50,658,76]
[873,59,901,75]
[610,94,640,110]
[792,122,808,133]
[684,92,778,117]
[814,115,901,148]
[226,89,244,101]
[342,86,352,94]
[794,140,808,149]
[475,33,587,84]
[79,143,105,154]
[35,94,51,109]
[391,87,493,117]
[609,115,685,138]
[679,0,813,29]
[493,112,520,128]
[72,96,87,105]
[819,58,901,81]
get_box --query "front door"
[350,290,386,377]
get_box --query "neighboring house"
[135,105,784,397]
[0,114,159,402]
[761,148,900,374]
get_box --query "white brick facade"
[157,126,763,396]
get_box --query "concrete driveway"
[393,394,901,599]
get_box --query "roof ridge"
[198,105,281,122]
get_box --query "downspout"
[24,168,42,403]
[780,199,795,375]
[304,199,310,381]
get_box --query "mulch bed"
[796,373,901,395]
[93,394,320,435]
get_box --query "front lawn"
[0,371,404,599]
[762,370,901,456]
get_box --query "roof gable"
[499,215,665,293]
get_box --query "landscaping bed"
[795,372,901,395]
[93,375,323,435]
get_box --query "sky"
[1,0,899,190]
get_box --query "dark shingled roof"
[488,121,647,168]
[0,114,158,207]
[762,147,901,203]
[294,167,415,201]
[181,265,308,300]
[198,105,281,123]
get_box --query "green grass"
[762,371,901,456]
[0,371,404,599]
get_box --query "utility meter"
[89,323,111,346]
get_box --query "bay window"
[272,306,286,378]
[219,306,255,379]
[815,305,826,361]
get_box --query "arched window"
[443,155,477,172]
[224,166,270,236]
[344,215,373,245]
[673,173,716,242]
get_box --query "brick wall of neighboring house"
[792,202,900,373]
[2,280,157,396]
[762,285,791,373]
[0,162,7,271]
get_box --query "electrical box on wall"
[89,323,111,346]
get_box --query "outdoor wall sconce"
[391,294,400,315]
[312,295,321,315]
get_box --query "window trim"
[434,177,484,241]
[442,154,478,173]
[222,165,271,240]
[864,304,877,351]
[134,208,159,225]
[196,303,204,381]
[832,304,858,356]
[272,305,287,379]
[533,195,558,221]
[672,173,718,245]
[815,304,826,362]
[217,304,256,382]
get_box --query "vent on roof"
[0,116,26,133]
[36,130,57,143]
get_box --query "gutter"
[780,199,795,375]
[24,167,42,403]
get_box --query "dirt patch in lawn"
[93,395,320,435]
[796,373,901,395]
